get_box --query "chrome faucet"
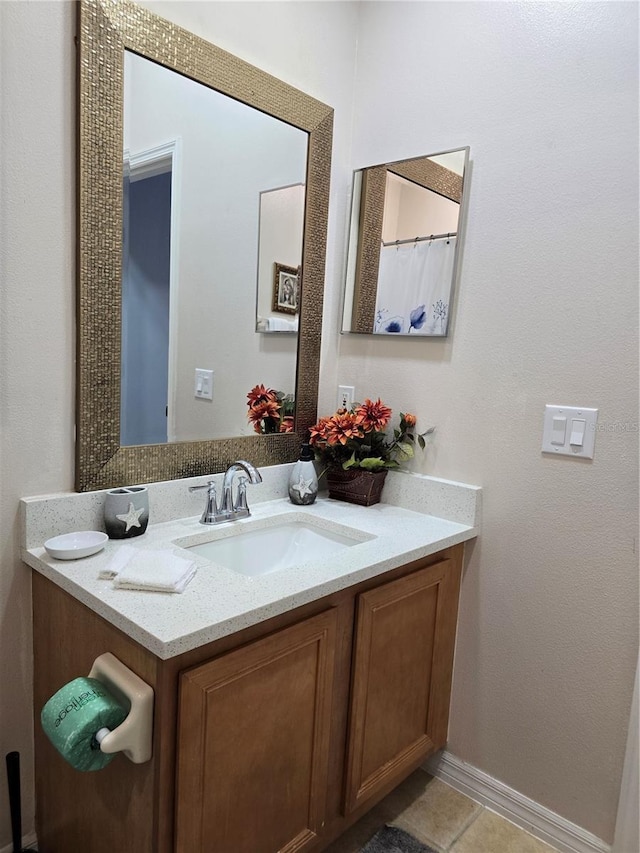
[189,460,262,525]
[220,460,262,519]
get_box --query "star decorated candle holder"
[104,486,149,539]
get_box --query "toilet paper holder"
[88,652,154,764]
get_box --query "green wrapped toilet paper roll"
[41,676,128,772]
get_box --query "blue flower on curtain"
[384,317,404,333]
[409,305,427,331]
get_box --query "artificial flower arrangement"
[247,384,295,434]
[308,398,433,472]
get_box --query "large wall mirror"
[342,148,469,336]
[77,0,333,491]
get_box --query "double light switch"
[194,368,214,400]
[542,405,598,459]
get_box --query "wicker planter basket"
[325,467,388,507]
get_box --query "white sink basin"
[184,519,367,577]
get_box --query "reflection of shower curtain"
[374,237,456,335]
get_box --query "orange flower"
[308,398,431,470]
[279,416,294,433]
[354,398,392,433]
[309,416,332,445]
[248,399,280,424]
[325,411,362,446]
[247,384,278,407]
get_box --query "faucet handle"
[233,476,250,518]
[189,480,215,493]
[189,481,221,525]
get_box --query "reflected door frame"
[124,138,182,442]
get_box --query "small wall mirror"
[77,0,333,491]
[342,148,470,337]
[255,184,305,335]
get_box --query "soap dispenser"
[288,443,318,505]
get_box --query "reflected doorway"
[121,163,172,445]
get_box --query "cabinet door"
[175,608,337,853]
[344,557,461,813]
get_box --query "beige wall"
[339,1,639,843]
[1,1,76,842]
[0,0,637,848]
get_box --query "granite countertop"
[21,469,481,659]
[22,494,478,660]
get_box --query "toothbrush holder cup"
[104,486,149,539]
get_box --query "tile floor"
[324,770,561,853]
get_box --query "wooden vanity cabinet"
[344,557,460,815]
[175,609,339,852]
[32,543,463,853]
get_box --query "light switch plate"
[194,368,214,401]
[542,405,598,458]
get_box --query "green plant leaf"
[359,456,386,471]
[343,452,358,469]
[418,434,425,450]
[396,442,414,459]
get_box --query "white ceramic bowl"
[44,531,108,560]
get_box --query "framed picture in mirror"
[273,264,299,315]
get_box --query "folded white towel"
[99,545,197,593]
[266,317,298,332]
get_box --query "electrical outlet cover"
[338,385,355,410]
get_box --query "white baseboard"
[0,758,612,853]
[0,832,38,853]
[423,751,610,853]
